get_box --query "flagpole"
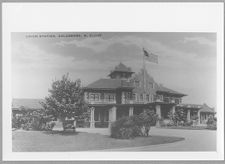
[143,48,146,93]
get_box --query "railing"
[87,99,116,104]
[122,99,151,104]
[122,98,179,104]
[163,97,178,104]
[86,97,180,105]
[121,80,134,87]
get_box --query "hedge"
[110,110,158,139]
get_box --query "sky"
[11,32,217,108]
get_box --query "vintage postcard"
[11,32,217,152]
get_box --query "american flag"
[143,48,158,64]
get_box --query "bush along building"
[83,62,215,128]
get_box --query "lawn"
[12,130,184,152]
[159,126,216,130]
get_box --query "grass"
[12,130,184,152]
[159,126,216,130]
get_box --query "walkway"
[106,127,216,151]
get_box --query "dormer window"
[104,93,115,102]
[132,93,136,100]
[140,94,143,101]
[149,82,154,89]
[89,93,100,101]
[135,80,140,87]
[146,94,150,101]
[125,92,132,100]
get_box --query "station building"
[83,63,215,128]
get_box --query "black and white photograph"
[11,32,217,152]
[2,2,224,161]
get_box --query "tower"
[108,62,134,80]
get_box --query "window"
[140,94,143,101]
[164,97,170,103]
[150,94,153,102]
[89,93,100,101]
[124,92,132,100]
[134,80,140,87]
[155,94,163,101]
[104,94,115,102]
[146,94,149,101]
[132,93,136,100]
[149,82,154,89]
[175,98,180,104]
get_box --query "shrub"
[30,116,42,130]
[45,121,56,131]
[191,115,199,121]
[62,120,76,131]
[207,123,217,130]
[110,110,158,139]
[206,115,214,125]
[111,116,142,139]
[168,109,187,126]
[158,118,166,127]
[76,120,90,128]
[12,109,55,131]
[184,121,193,126]
[12,115,30,129]
[22,122,31,131]
[12,116,21,129]
[206,115,217,130]
[167,120,175,127]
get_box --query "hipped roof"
[12,98,43,110]
[84,78,134,90]
[177,103,215,113]
[156,85,187,97]
[108,62,134,76]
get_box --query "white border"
[2,2,224,161]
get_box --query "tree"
[168,108,187,126]
[41,73,89,129]
[139,109,158,136]
[173,108,186,126]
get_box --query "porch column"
[187,109,191,122]
[121,92,125,104]
[108,106,117,128]
[84,92,88,102]
[156,105,161,127]
[90,107,95,128]
[129,106,134,116]
[156,105,161,119]
[171,105,176,114]
[74,119,77,127]
[197,110,201,125]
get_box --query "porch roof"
[156,86,187,97]
[177,103,215,113]
[84,78,134,90]
[199,104,215,113]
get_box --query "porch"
[81,104,156,128]
[76,104,214,129]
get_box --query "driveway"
[54,122,216,151]
[106,127,216,151]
